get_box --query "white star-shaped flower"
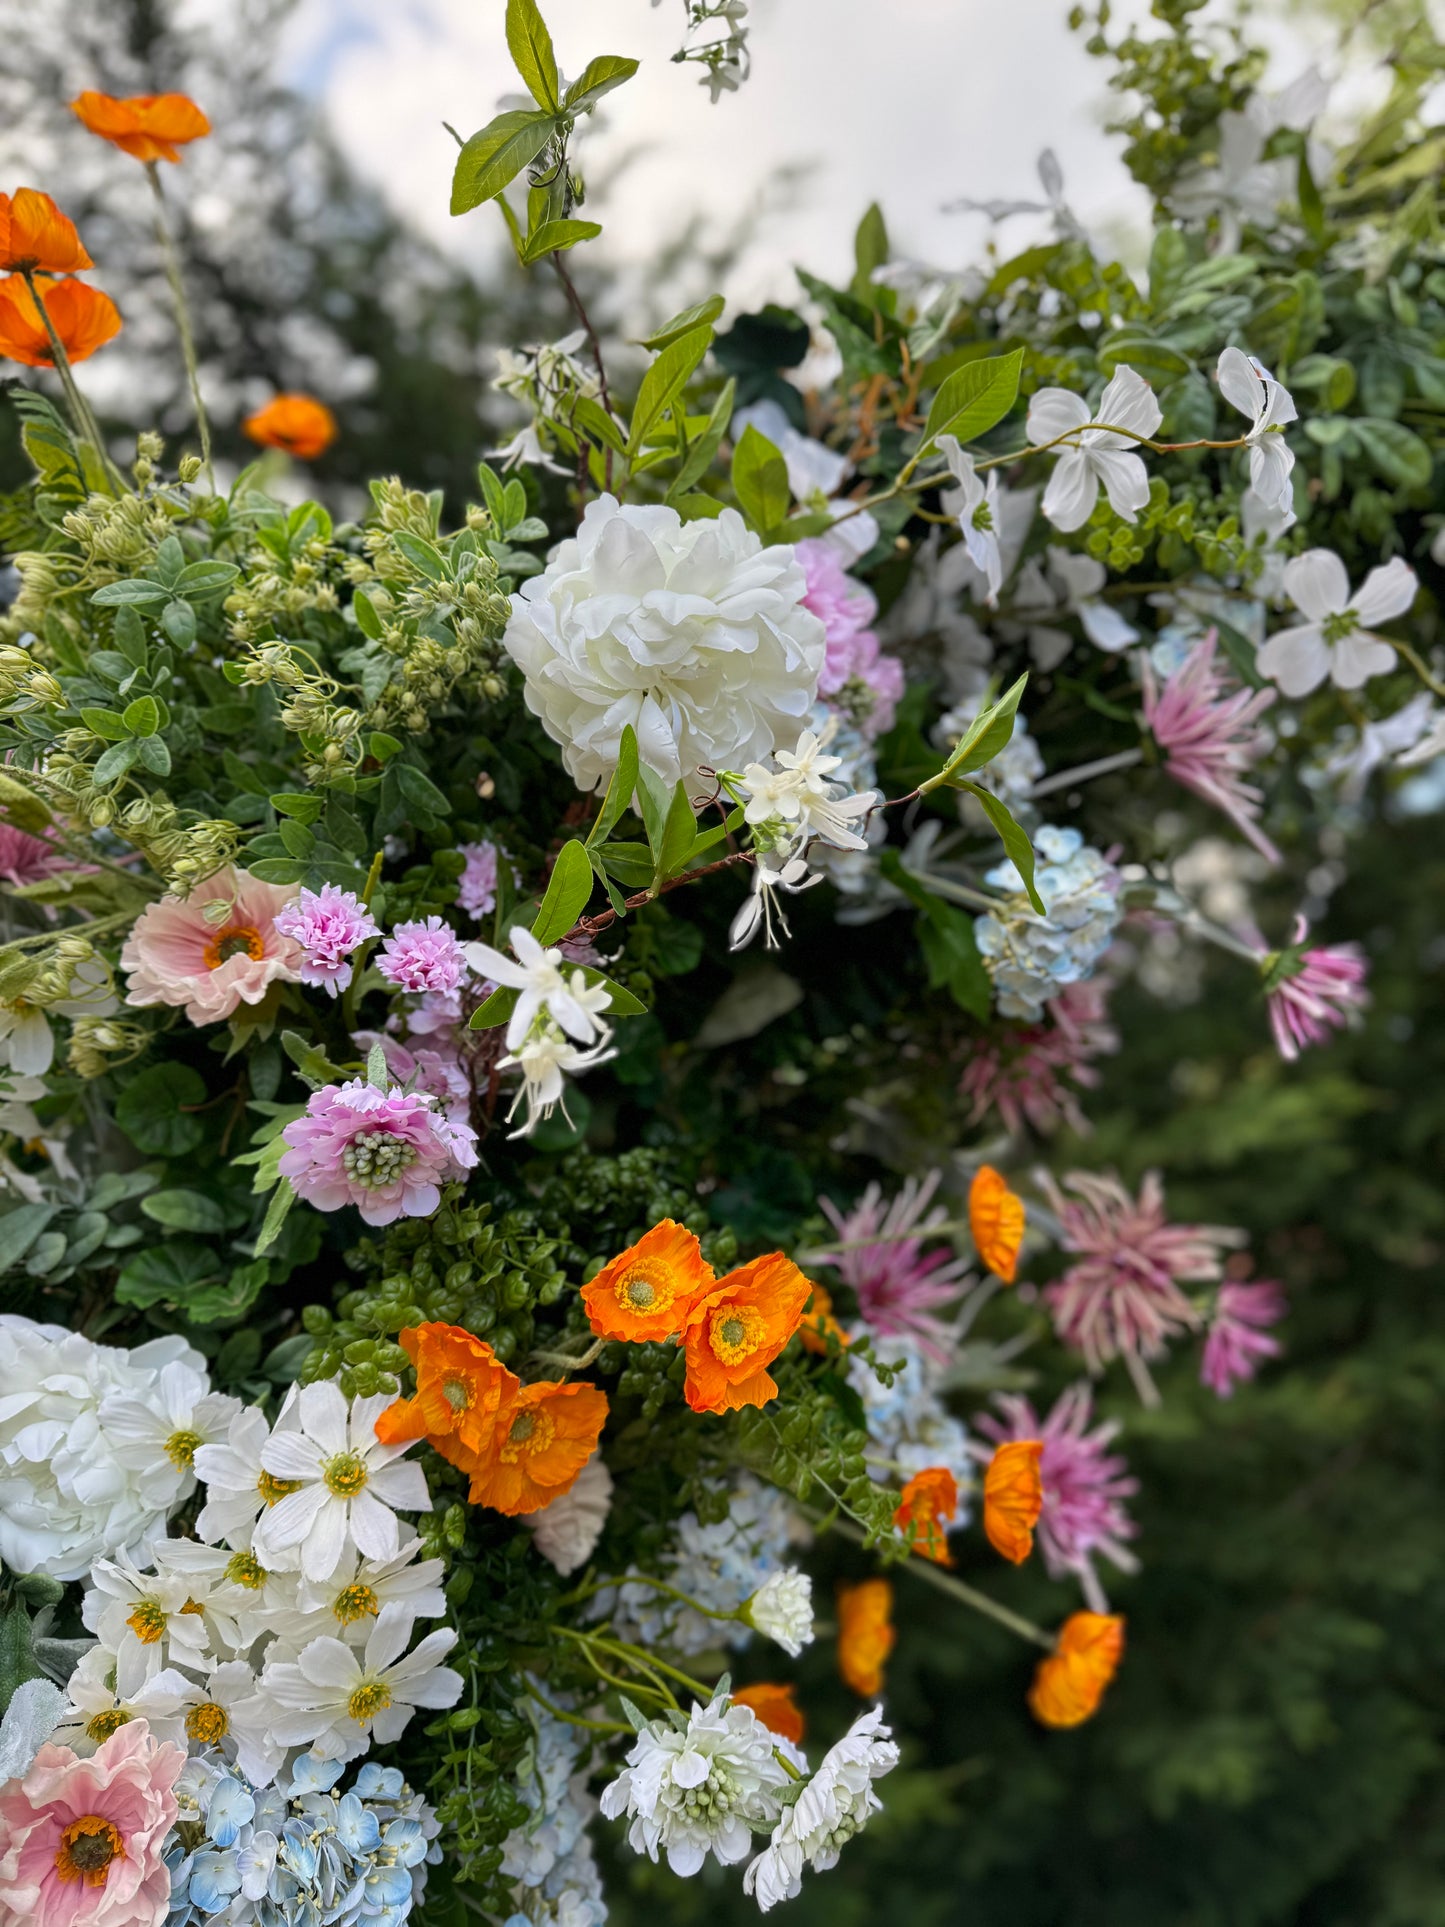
[1026,366,1162,531]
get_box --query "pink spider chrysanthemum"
[278,1078,477,1227]
[377,916,469,994]
[274,884,378,997]
[817,1169,973,1358]
[1040,1169,1238,1396]
[0,824,74,889]
[977,1383,1139,1612]
[455,840,501,919]
[1201,1279,1286,1398]
[1140,631,1281,863]
[960,978,1119,1137]
[1262,916,1369,1062]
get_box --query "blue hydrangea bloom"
[975,823,1121,1021]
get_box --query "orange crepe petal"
[243,393,338,461]
[466,1378,609,1516]
[581,1218,716,1342]
[682,1251,811,1415]
[373,1322,515,1458]
[734,1682,805,1745]
[836,1577,895,1697]
[983,1439,1044,1565]
[894,1465,959,1565]
[799,1280,850,1357]
[71,91,210,163]
[0,273,121,367]
[1028,1612,1125,1728]
[0,190,92,275]
[969,1165,1026,1284]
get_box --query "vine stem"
[824,1516,1055,1650]
[18,270,123,491]
[1026,747,1145,799]
[524,1680,632,1736]
[550,249,614,493]
[145,162,213,487]
[1390,637,1445,701]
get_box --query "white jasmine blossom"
[1216,348,1297,515]
[737,729,879,854]
[1257,551,1418,697]
[743,1707,900,1911]
[744,1569,814,1657]
[500,1020,617,1138]
[729,853,822,952]
[938,437,1003,602]
[464,925,613,1053]
[1026,366,1162,531]
[1324,692,1438,799]
[525,1455,614,1576]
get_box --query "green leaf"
[0,1203,58,1275]
[923,347,1024,450]
[852,201,889,302]
[581,967,646,1018]
[451,109,558,216]
[254,1178,296,1257]
[352,589,385,640]
[667,376,736,502]
[90,579,168,608]
[927,673,1029,787]
[368,731,402,762]
[141,1189,230,1234]
[506,0,560,110]
[173,559,240,600]
[628,324,714,456]
[270,792,324,825]
[563,53,640,114]
[587,725,640,849]
[162,598,197,647]
[639,296,726,353]
[115,1062,207,1156]
[393,763,452,820]
[117,1239,224,1311]
[1214,618,1266,690]
[572,394,627,454]
[80,707,131,742]
[656,781,699,882]
[122,695,161,737]
[533,839,594,943]
[470,984,520,1032]
[391,530,448,580]
[92,739,139,787]
[1352,417,1432,489]
[634,766,672,860]
[731,422,790,532]
[878,849,993,1020]
[134,735,170,776]
[521,218,603,263]
[957,782,1045,914]
[600,842,657,887]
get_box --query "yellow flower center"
[125,1598,167,1644]
[332,1582,380,1625]
[442,1377,471,1412]
[85,1709,130,1744]
[347,1679,392,1725]
[257,1469,302,1507]
[323,1451,369,1498]
[181,1599,206,1616]
[55,1816,125,1887]
[164,1427,204,1469]
[501,1408,555,1463]
[616,1259,678,1315]
[203,923,264,970]
[709,1303,767,1365]
[225,1551,268,1590]
[185,1702,230,1744]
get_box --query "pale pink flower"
[1041,1170,1236,1388]
[1201,1280,1286,1397]
[406,987,465,1037]
[1140,630,1281,863]
[0,1719,184,1927]
[455,840,500,919]
[352,1029,473,1128]
[817,1170,972,1357]
[796,538,904,738]
[119,866,301,1025]
[278,1078,477,1226]
[0,826,73,889]
[1262,916,1369,1062]
[377,916,468,994]
[978,1384,1139,1611]
[960,978,1118,1136]
[273,884,378,997]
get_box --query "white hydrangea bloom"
[600,1695,792,1876]
[847,1336,975,1499]
[503,494,826,791]
[745,1569,814,1657]
[744,1707,900,1911]
[1026,367,1162,532]
[526,1455,614,1576]
[501,1698,606,1927]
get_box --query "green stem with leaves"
[18,270,122,491]
[145,162,213,486]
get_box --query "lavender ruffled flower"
[278,1080,477,1226]
[378,917,470,994]
[456,840,501,918]
[274,885,379,997]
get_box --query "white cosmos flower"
[463,925,612,1053]
[172,1660,281,1785]
[1026,366,1162,531]
[1217,348,1297,515]
[252,1383,430,1583]
[194,1401,303,1556]
[938,438,1003,602]
[744,1706,899,1911]
[81,1548,215,1670]
[257,1601,462,1764]
[525,1454,614,1576]
[285,1537,448,1647]
[744,1569,814,1657]
[1257,551,1418,697]
[729,852,822,953]
[149,1537,277,1659]
[599,1695,792,1877]
[100,1361,241,1511]
[499,1020,617,1139]
[56,1640,191,1753]
[503,494,825,791]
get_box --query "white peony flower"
[525,1455,614,1576]
[503,494,826,791]
[744,1706,900,1911]
[463,925,613,1054]
[100,1359,241,1511]
[1257,551,1418,697]
[744,1569,814,1657]
[599,1694,792,1876]
[1026,366,1162,532]
[252,1383,431,1583]
[1216,348,1297,516]
[938,438,1003,602]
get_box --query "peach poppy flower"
[243,394,338,461]
[836,1577,895,1697]
[0,273,120,368]
[70,92,210,165]
[581,1218,715,1343]
[1028,1611,1125,1728]
[894,1465,958,1565]
[0,190,92,275]
[983,1439,1044,1565]
[120,866,302,1025]
[466,1378,609,1516]
[798,1279,850,1357]
[682,1251,812,1415]
[969,1164,1026,1283]
[373,1323,514,1472]
[734,1682,805,1745]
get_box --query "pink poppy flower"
[119,867,302,1024]
[278,1078,477,1226]
[0,1719,183,1927]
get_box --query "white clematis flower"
[729,853,823,953]
[81,1547,216,1670]
[937,438,1003,603]
[463,925,612,1054]
[744,1706,900,1911]
[1216,348,1297,515]
[1026,366,1162,531]
[744,1569,814,1657]
[1257,551,1418,697]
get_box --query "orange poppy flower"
[837,1577,895,1697]
[581,1218,715,1343]
[682,1251,812,1415]
[243,394,338,461]
[373,1323,514,1472]
[734,1682,805,1745]
[0,273,120,367]
[70,91,211,165]
[1028,1611,1125,1728]
[983,1439,1044,1565]
[968,1165,1026,1283]
[0,190,91,275]
[894,1465,958,1565]
[799,1280,850,1357]
[466,1377,609,1516]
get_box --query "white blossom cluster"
[848,1336,976,1505]
[499,1702,608,1927]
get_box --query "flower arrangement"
[0,1,1441,1923]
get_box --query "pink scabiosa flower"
[817,1170,972,1358]
[796,537,904,739]
[1041,1170,1237,1397]
[978,1384,1139,1612]
[377,916,468,994]
[119,866,301,1025]
[0,1719,184,1927]
[273,884,378,997]
[1140,631,1281,863]
[455,840,500,918]
[1261,916,1369,1062]
[1201,1279,1286,1397]
[278,1078,478,1226]
[961,978,1118,1137]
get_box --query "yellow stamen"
[332,1582,380,1625]
[125,1598,167,1644]
[164,1427,204,1469]
[55,1816,125,1887]
[347,1679,392,1724]
[257,1469,302,1507]
[184,1702,230,1745]
[709,1302,767,1365]
[225,1550,268,1590]
[322,1451,368,1498]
